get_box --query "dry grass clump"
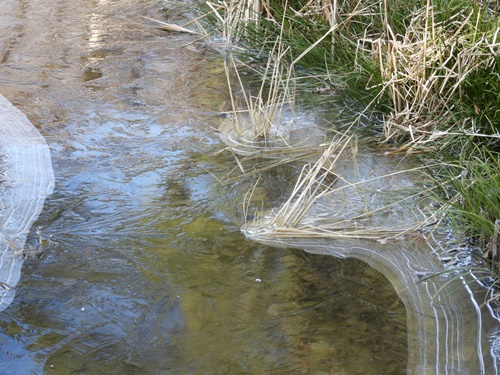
[223,45,296,142]
[219,38,325,158]
[243,131,435,243]
[366,3,500,151]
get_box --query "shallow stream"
[0,0,497,374]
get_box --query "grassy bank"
[200,0,500,267]
[206,0,499,145]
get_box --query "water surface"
[0,0,408,373]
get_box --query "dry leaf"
[376,236,388,245]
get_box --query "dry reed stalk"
[486,219,500,263]
[205,0,267,43]
[142,16,201,34]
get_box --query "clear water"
[0,0,408,374]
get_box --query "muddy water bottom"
[0,0,406,373]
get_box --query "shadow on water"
[0,0,407,374]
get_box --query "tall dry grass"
[203,0,500,151]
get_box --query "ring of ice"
[0,93,54,311]
[232,131,500,374]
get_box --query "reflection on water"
[0,0,407,374]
